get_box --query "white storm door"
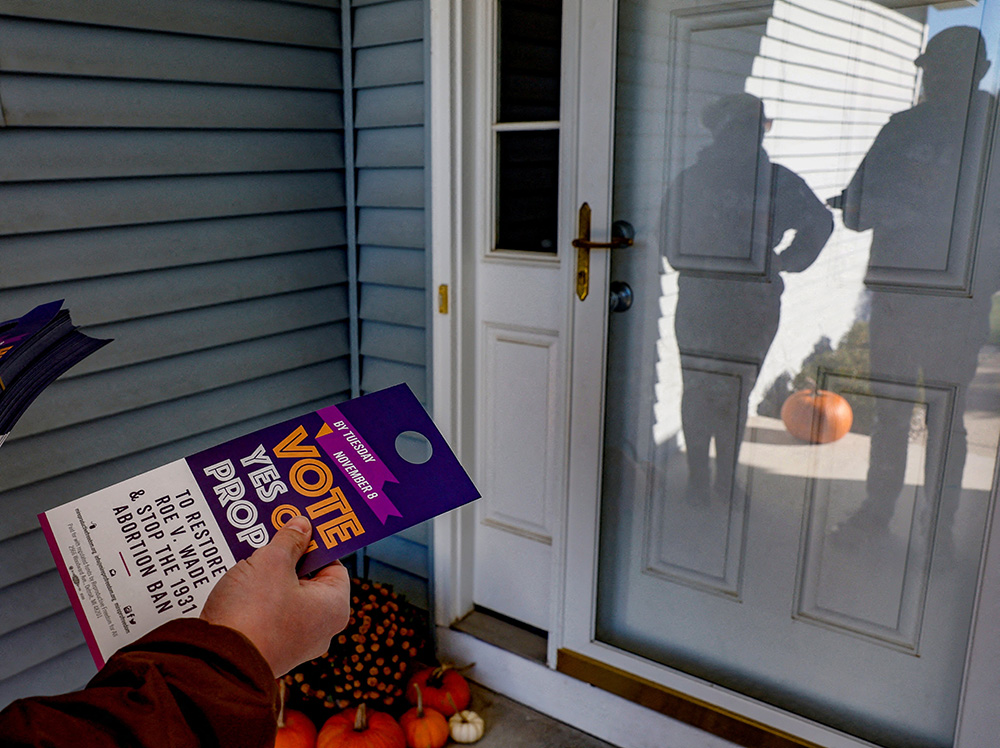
[468,0,572,632]
[563,1,1000,748]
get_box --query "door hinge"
[438,284,449,314]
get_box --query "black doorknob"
[609,281,633,312]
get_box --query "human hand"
[199,515,351,677]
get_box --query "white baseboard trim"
[436,626,738,748]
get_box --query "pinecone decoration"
[283,578,429,717]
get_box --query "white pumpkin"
[448,709,485,744]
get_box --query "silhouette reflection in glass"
[664,94,833,504]
[832,27,998,547]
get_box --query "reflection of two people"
[833,27,998,545]
[664,93,833,503]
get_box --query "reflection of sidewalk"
[743,414,870,480]
[743,347,1000,494]
[966,344,1000,459]
[731,346,1000,601]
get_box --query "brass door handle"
[574,203,634,301]
[572,236,634,250]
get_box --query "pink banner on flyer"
[316,404,402,524]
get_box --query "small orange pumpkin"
[276,711,318,748]
[405,665,470,716]
[275,680,317,748]
[781,388,853,444]
[317,703,405,748]
[400,684,449,748]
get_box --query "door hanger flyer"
[39,384,480,668]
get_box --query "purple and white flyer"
[39,384,479,667]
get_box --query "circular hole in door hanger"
[395,430,433,465]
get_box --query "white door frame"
[428,0,473,629]
[429,0,582,643]
[428,1,1000,746]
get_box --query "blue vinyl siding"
[0,0,433,707]
[0,0,372,706]
[348,0,433,609]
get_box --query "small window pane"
[498,0,562,122]
[496,130,559,252]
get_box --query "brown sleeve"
[0,618,278,748]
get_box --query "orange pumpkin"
[276,710,317,748]
[781,389,853,444]
[405,666,470,717]
[400,684,449,748]
[275,680,317,748]
[317,703,405,748]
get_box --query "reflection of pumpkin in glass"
[781,389,853,444]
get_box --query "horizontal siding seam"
[1,69,344,94]
[0,641,90,698]
[747,97,911,116]
[352,79,424,91]
[0,374,355,496]
[0,167,347,187]
[354,123,425,133]
[779,0,922,41]
[766,17,920,65]
[0,392,355,506]
[352,35,423,51]
[63,316,351,373]
[752,54,917,95]
[0,211,349,254]
[0,637,84,684]
[0,10,343,51]
[351,164,424,171]
[357,312,427,327]
[7,355,355,442]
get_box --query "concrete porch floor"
[467,681,620,748]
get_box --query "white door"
[563,1,1000,747]
[467,0,572,631]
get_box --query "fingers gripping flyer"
[39,384,480,668]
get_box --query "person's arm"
[837,156,868,232]
[1,516,351,748]
[773,166,834,273]
[2,618,276,748]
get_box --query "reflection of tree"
[663,93,833,503]
[790,321,873,434]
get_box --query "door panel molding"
[642,354,757,599]
[662,2,775,276]
[794,375,955,654]
[479,322,560,544]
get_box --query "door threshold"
[557,649,819,748]
[450,606,547,664]
[436,626,743,748]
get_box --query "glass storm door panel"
[594,1,1000,746]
